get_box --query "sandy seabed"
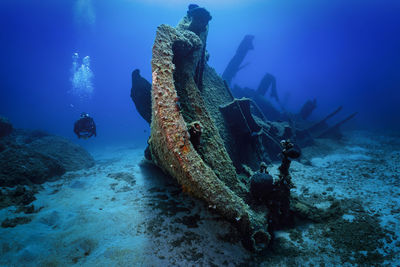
[0,130,399,266]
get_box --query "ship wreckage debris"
[130,5,356,252]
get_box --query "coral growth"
[148,7,270,251]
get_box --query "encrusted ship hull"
[149,16,270,250]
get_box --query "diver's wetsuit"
[74,116,96,138]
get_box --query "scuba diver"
[74,112,97,139]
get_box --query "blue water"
[1,0,399,149]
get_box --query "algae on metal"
[148,8,270,251]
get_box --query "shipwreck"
[130,5,356,252]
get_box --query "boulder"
[27,135,95,171]
[0,129,94,187]
[16,129,50,144]
[0,145,65,186]
[0,116,13,138]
